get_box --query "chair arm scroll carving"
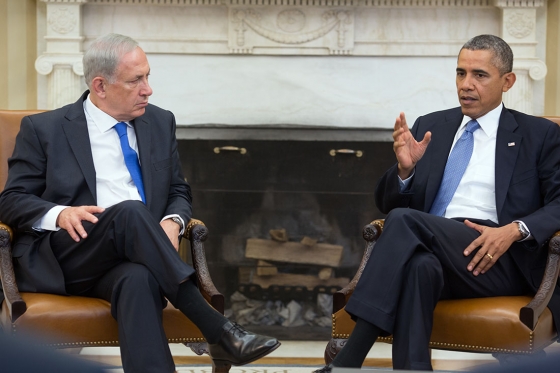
[0,222,27,322]
[333,219,385,313]
[184,219,225,314]
[520,231,560,330]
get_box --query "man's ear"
[502,72,516,93]
[90,77,107,99]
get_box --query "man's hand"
[393,112,432,179]
[57,206,105,242]
[463,220,522,276]
[160,219,180,251]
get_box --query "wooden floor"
[71,340,560,372]
[79,354,502,371]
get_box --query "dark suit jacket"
[375,106,560,328]
[0,91,193,301]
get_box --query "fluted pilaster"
[36,0,85,109]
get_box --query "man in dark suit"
[314,35,560,372]
[0,33,279,373]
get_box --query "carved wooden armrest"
[520,231,560,330]
[333,219,385,313]
[0,222,27,322]
[184,219,224,314]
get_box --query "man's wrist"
[161,214,185,236]
[170,216,183,229]
[397,164,414,180]
[512,220,530,241]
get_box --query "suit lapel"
[133,116,152,207]
[424,110,463,210]
[495,108,521,220]
[62,92,97,202]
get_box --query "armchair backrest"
[545,116,560,126]
[0,110,45,190]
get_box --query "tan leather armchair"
[325,117,560,367]
[0,110,229,373]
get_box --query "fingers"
[393,112,408,135]
[57,206,105,242]
[393,117,405,146]
[463,220,495,275]
[463,220,480,256]
[463,219,488,256]
[160,219,180,251]
[170,236,179,252]
[464,222,516,275]
[478,252,496,275]
[467,248,496,276]
[420,131,432,147]
[399,112,407,128]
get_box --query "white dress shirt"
[34,94,184,234]
[444,105,500,223]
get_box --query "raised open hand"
[393,112,431,179]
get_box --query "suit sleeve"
[515,122,560,246]
[0,116,57,232]
[162,113,193,224]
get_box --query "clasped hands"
[393,112,522,275]
[56,205,181,251]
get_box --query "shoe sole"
[215,341,282,367]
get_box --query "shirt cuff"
[32,205,69,232]
[398,170,415,192]
[161,214,185,236]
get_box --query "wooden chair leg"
[212,359,232,373]
[324,338,346,364]
[185,342,208,356]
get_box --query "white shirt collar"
[459,103,503,139]
[84,94,130,133]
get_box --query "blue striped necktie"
[429,119,480,216]
[114,122,146,203]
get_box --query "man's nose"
[140,79,153,97]
[460,74,474,90]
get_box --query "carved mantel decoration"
[229,8,354,55]
[37,0,548,119]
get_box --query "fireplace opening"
[177,126,394,340]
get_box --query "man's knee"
[101,200,157,230]
[108,200,148,216]
[384,208,426,234]
[385,207,425,223]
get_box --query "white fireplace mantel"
[36,0,548,128]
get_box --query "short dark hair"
[461,35,513,76]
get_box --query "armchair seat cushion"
[1,293,204,347]
[333,296,557,354]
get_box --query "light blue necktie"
[114,122,146,204]
[429,119,480,216]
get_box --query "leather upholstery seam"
[332,315,540,355]
[10,325,205,346]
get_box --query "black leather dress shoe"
[313,363,334,373]
[208,321,280,366]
